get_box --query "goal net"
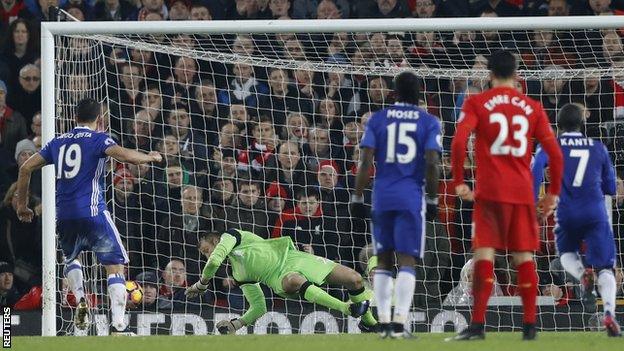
[43,17,624,336]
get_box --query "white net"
[50,21,624,335]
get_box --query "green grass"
[9,333,623,351]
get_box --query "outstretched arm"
[215,283,267,334]
[105,145,161,165]
[185,233,238,299]
[16,153,47,222]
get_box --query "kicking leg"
[597,268,621,336]
[325,265,377,328]
[65,259,89,330]
[105,264,128,332]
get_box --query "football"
[125,280,143,305]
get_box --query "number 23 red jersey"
[454,86,557,205]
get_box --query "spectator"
[0,80,28,156]
[602,30,623,67]
[291,0,349,19]
[125,109,157,152]
[282,112,309,144]
[470,0,522,17]
[2,1,25,27]
[28,0,59,22]
[566,73,615,139]
[29,112,40,139]
[357,0,410,18]
[292,69,317,111]
[156,134,184,168]
[1,18,38,91]
[229,0,259,19]
[7,64,40,126]
[259,67,314,128]
[160,259,188,306]
[135,271,172,310]
[225,178,270,238]
[211,147,238,179]
[189,0,211,20]
[92,0,134,21]
[191,80,220,145]
[547,0,569,16]
[317,159,349,217]
[272,187,344,262]
[238,117,279,178]
[0,183,41,291]
[0,262,20,307]
[275,140,311,199]
[165,106,208,166]
[63,3,86,20]
[217,122,243,154]
[154,161,185,218]
[269,0,290,18]
[365,76,389,112]
[528,65,568,122]
[208,177,235,233]
[135,0,168,21]
[218,63,269,108]
[140,83,163,121]
[168,0,190,20]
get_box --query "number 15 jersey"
[360,103,442,211]
[39,126,117,220]
[454,86,556,205]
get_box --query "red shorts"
[472,200,539,251]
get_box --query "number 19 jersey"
[39,126,117,220]
[457,86,555,205]
[360,103,442,211]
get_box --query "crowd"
[2,0,624,313]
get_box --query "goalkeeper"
[185,228,378,334]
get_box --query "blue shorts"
[57,210,129,266]
[555,220,616,268]
[371,208,425,258]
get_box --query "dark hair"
[198,232,220,244]
[3,18,39,56]
[557,103,584,132]
[296,186,319,200]
[75,98,100,123]
[393,71,420,104]
[487,50,517,79]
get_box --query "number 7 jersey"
[360,102,442,211]
[453,86,557,205]
[39,126,117,220]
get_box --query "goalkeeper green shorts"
[267,250,337,297]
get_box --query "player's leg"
[509,203,541,340]
[92,211,131,334]
[324,264,377,329]
[584,222,621,336]
[371,211,396,329]
[281,272,352,316]
[555,225,593,305]
[57,218,90,331]
[448,200,502,341]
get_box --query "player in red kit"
[447,51,564,341]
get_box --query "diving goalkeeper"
[185,228,378,334]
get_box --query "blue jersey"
[360,103,442,211]
[40,126,116,220]
[532,132,616,225]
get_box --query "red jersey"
[451,86,562,205]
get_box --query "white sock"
[598,269,617,317]
[64,260,85,302]
[560,252,585,281]
[393,267,416,324]
[107,273,127,331]
[373,269,394,324]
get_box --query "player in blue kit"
[15,98,161,335]
[351,71,441,338]
[532,103,621,337]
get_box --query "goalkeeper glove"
[425,196,438,222]
[216,319,244,335]
[350,194,367,219]
[185,279,209,299]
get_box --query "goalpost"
[41,16,624,337]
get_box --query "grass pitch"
[11,332,622,351]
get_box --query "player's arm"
[216,283,267,334]
[15,153,47,223]
[185,232,238,298]
[350,114,377,218]
[451,102,478,201]
[530,147,549,202]
[534,108,563,218]
[601,144,617,196]
[424,118,442,220]
[105,145,161,165]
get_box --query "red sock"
[517,261,538,324]
[472,259,494,324]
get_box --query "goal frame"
[40,15,624,337]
